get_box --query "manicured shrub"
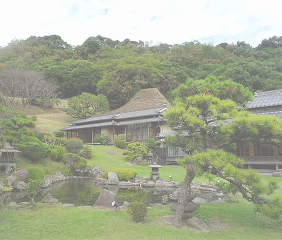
[47,148,58,160]
[31,115,37,121]
[94,133,111,145]
[114,134,126,142]
[65,138,84,154]
[115,139,127,149]
[127,202,148,222]
[82,145,92,159]
[123,142,147,162]
[49,145,66,160]
[143,138,156,150]
[25,167,45,182]
[102,168,137,181]
[18,136,47,160]
[53,131,64,137]
[63,153,87,170]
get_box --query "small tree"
[65,93,109,119]
[65,138,84,154]
[123,142,147,162]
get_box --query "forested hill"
[1,34,282,109]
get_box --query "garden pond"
[0,177,222,206]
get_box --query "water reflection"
[0,178,220,206]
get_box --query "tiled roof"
[71,112,119,125]
[253,111,282,119]
[247,89,282,109]
[156,130,190,139]
[61,121,117,131]
[117,116,165,126]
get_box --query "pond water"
[1,178,221,206]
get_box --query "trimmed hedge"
[63,153,87,170]
[50,145,66,159]
[115,139,126,149]
[127,202,148,222]
[25,167,45,182]
[102,168,137,181]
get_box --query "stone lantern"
[148,162,162,181]
[147,150,153,164]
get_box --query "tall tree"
[164,77,282,227]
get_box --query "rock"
[14,181,26,191]
[192,197,208,204]
[108,151,115,155]
[142,181,155,187]
[0,181,4,189]
[209,199,224,204]
[215,193,225,197]
[118,181,136,186]
[42,172,70,187]
[63,204,74,208]
[94,189,116,208]
[88,166,103,179]
[9,202,17,206]
[170,202,200,213]
[11,169,27,181]
[74,170,84,176]
[187,217,210,232]
[7,176,16,187]
[107,172,119,185]
[122,201,130,209]
[198,187,215,192]
[42,193,58,203]
[134,176,141,183]
[127,162,135,166]
[95,177,107,184]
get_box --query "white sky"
[1,0,281,48]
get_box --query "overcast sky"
[1,0,281,48]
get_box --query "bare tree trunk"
[172,164,195,228]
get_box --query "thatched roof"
[115,88,171,113]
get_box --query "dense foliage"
[102,168,137,181]
[123,142,147,162]
[65,138,84,154]
[2,35,282,109]
[25,167,45,182]
[82,145,92,159]
[114,139,127,149]
[63,153,87,171]
[127,202,148,222]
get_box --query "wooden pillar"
[274,148,279,170]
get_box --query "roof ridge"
[122,105,167,113]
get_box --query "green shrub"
[114,134,126,142]
[115,139,127,149]
[143,138,156,150]
[53,131,64,137]
[49,145,66,160]
[65,138,84,154]
[82,145,92,159]
[102,168,137,181]
[17,137,47,160]
[25,167,45,182]
[123,142,147,162]
[127,202,148,222]
[31,115,37,121]
[145,147,154,155]
[47,148,58,161]
[94,133,111,145]
[63,153,87,171]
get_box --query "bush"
[127,202,148,222]
[53,131,64,137]
[114,134,126,142]
[94,133,111,145]
[31,115,37,121]
[82,145,92,159]
[115,139,127,149]
[65,138,84,154]
[47,148,58,160]
[18,136,47,160]
[123,142,147,162]
[102,168,137,181]
[49,145,66,160]
[63,153,87,171]
[25,167,45,182]
[143,138,156,150]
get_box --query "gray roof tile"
[247,89,282,109]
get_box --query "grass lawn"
[1,200,282,240]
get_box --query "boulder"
[122,201,130,209]
[11,169,28,181]
[14,181,26,191]
[42,193,58,203]
[107,172,119,185]
[63,204,74,208]
[9,202,17,206]
[94,189,116,208]
[88,166,103,179]
[134,176,142,183]
[192,197,208,204]
[272,171,282,177]
[187,217,210,232]
[0,181,4,189]
[170,202,200,219]
[108,151,115,155]
[142,181,155,187]
[7,176,16,187]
